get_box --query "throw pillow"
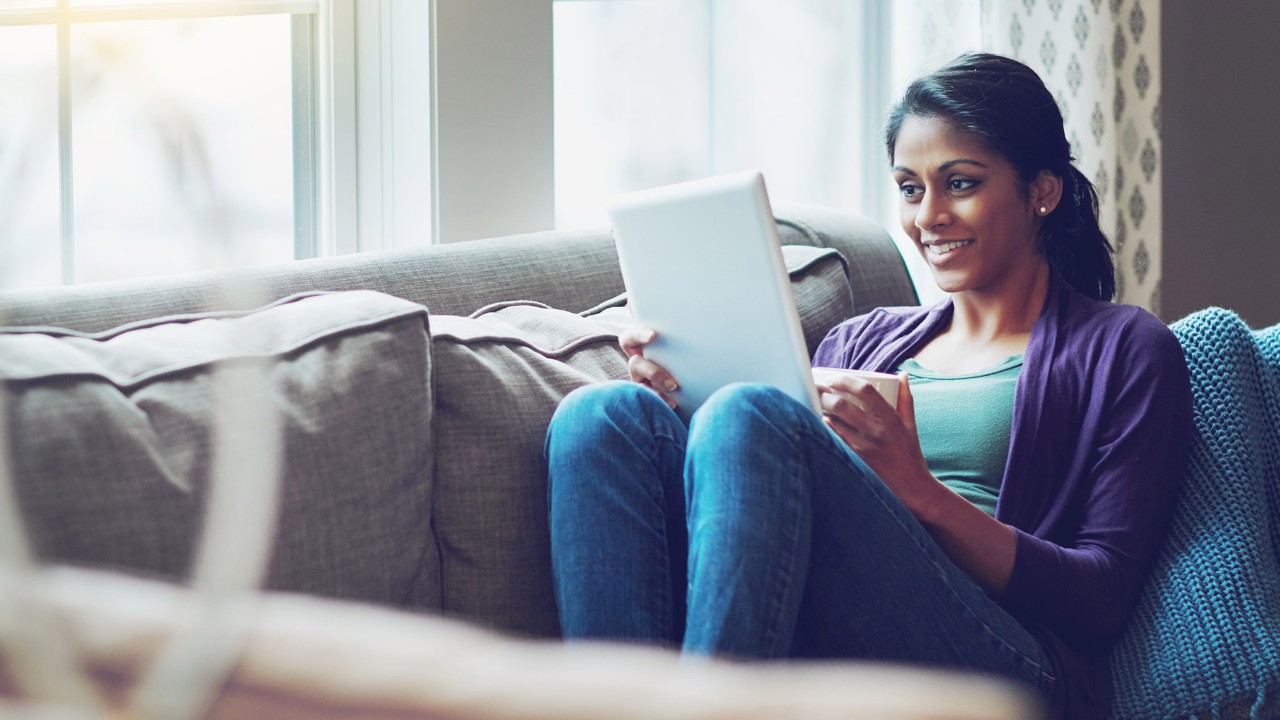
[0,290,440,610]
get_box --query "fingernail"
[663,379,678,392]
[641,329,656,342]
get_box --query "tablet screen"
[608,171,821,421]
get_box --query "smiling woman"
[890,115,1059,302]
[886,53,1116,305]
[546,52,1194,720]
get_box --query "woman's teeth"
[928,240,973,255]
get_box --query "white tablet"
[608,171,821,422]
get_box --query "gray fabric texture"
[0,290,439,610]
[780,245,859,353]
[0,207,914,333]
[773,203,919,313]
[429,303,628,637]
[428,246,856,637]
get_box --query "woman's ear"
[1029,170,1064,216]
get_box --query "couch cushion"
[0,290,439,610]
[428,244,856,637]
[429,303,627,637]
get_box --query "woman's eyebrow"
[893,158,990,175]
[939,158,989,171]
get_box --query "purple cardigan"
[812,272,1193,719]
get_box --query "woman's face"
[891,115,1048,297]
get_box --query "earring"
[1039,206,1048,215]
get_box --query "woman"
[545,52,1192,719]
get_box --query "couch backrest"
[0,205,917,332]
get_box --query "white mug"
[811,367,900,410]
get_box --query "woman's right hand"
[619,326,680,410]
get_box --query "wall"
[1162,4,1280,328]
[433,0,554,243]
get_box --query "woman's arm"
[818,372,1018,596]
[999,320,1193,648]
[820,314,1193,649]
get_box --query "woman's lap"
[546,380,1056,698]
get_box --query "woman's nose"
[914,190,951,231]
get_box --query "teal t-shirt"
[898,354,1024,516]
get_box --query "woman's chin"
[927,270,968,295]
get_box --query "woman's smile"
[923,239,974,257]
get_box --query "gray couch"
[0,203,918,640]
[17,203,1271,720]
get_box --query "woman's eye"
[898,183,922,200]
[948,178,979,192]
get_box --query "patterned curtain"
[981,0,1161,312]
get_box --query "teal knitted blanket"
[1109,308,1280,720]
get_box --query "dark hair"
[885,52,1115,302]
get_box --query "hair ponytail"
[1041,166,1115,301]
[886,52,1116,302]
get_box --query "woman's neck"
[947,260,1051,345]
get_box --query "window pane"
[71,13,295,284]
[555,0,878,228]
[554,1,710,229]
[707,3,870,211]
[0,24,60,293]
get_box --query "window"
[0,0,431,292]
[0,1,316,290]
[554,0,888,229]
[553,0,982,304]
[1,1,980,298]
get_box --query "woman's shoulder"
[1055,292,1188,376]
[823,303,940,349]
[1068,295,1179,345]
[813,302,945,369]
[844,303,939,333]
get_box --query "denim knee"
[553,380,654,423]
[692,383,807,432]
[548,381,672,448]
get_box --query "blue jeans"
[546,381,1057,700]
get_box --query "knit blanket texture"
[1109,307,1280,720]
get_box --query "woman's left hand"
[817,372,938,514]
